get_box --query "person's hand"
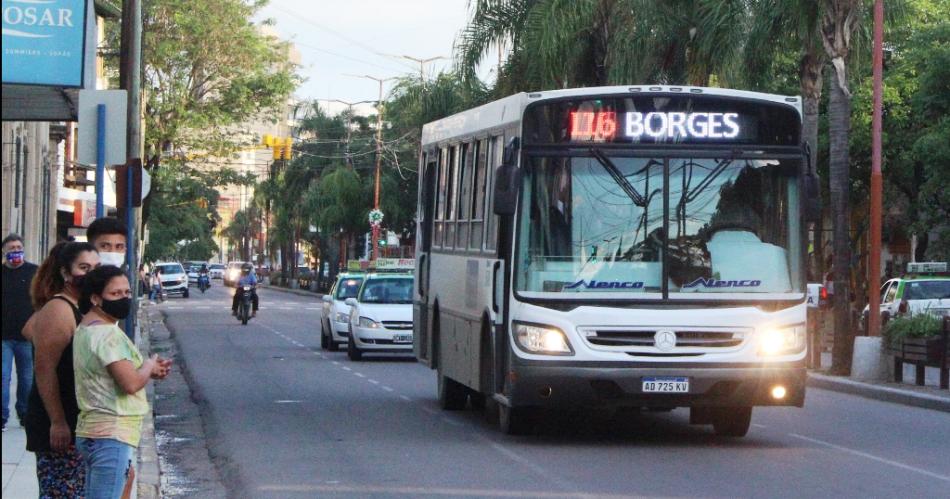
[150,356,173,380]
[50,421,72,453]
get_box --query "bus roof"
[421,85,802,146]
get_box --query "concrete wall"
[1,122,62,263]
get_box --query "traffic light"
[262,134,273,147]
[282,138,292,160]
[272,137,283,159]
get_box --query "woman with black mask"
[22,241,99,497]
[73,265,171,498]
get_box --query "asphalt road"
[154,284,950,499]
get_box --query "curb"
[135,305,162,499]
[259,283,323,298]
[807,372,950,413]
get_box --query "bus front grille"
[580,328,744,352]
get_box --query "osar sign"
[1,0,88,87]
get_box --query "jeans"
[149,285,161,301]
[76,437,134,499]
[2,339,33,426]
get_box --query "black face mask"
[99,297,132,320]
[70,274,86,291]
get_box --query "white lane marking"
[195,306,210,309]
[485,440,579,493]
[421,406,439,415]
[368,379,379,385]
[332,361,340,365]
[399,395,411,401]
[259,484,639,498]
[274,400,302,404]
[789,433,950,482]
[354,372,365,378]
[342,366,352,371]
[382,386,394,393]
[752,423,767,429]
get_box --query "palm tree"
[820,0,864,375]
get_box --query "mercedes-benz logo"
[654,330,677,351]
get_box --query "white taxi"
[345,273,414,361]
[320,273,364,351]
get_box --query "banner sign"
[2,0,88,87]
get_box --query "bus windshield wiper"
[589,148,646,206]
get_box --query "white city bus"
[414,86,819,436]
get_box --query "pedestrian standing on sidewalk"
[2,233,38,432]
[86,218,128,268]
[22,241,99,497]
[148,268,162,302]
[74,266,171,499]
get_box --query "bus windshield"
[515,153,803,299]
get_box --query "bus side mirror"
[804,173,821,223]
[493,137,521,216]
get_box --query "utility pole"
[378,54,446,86]
[119,0,143,341]
[316,99,373,166]
[868,0,885,338]
[344,74,395,261]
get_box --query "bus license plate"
[393,334,412,343]
[642,377,689,393]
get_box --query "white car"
[153,262,189,298]
[320,273,364,351]
[208,263,225,280]
[345,273,414,361]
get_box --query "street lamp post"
[315,99,373,166]
[344,74,395,261]
[378,54,447,86]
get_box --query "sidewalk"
[2,304,161,499]
[808,351,950,413]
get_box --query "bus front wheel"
[499,404,536,435]
[712,407,752,437]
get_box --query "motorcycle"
[198,273,210,293]
[237,285,255,325]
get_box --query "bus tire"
[438,373,467,411]
[712,407,752,437]
[499,404,535,436]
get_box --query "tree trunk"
[801,54,824,280]
[828,75,853,375]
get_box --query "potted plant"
[883,313,946,363]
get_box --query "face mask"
[99,252,126,267]
[70,274,86,291]
[5,250,24,265]
[99,297,132,320]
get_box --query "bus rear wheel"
[437,373,467,410]
[712,407,752,437]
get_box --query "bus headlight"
[358,317,381,329]
[758,325,806,356]
[513,322,573,355]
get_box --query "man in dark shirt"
[2,233,38,431]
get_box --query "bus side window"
[485,135,504,251]
[445,145,459,249]
[434,147,448,248]
[457,142,475,250]
[421,152,439,251]
[470,138,488,251]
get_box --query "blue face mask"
[5,250,24,265]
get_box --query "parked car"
[186,264,206,285]
[208,263,225,280]
[861,262,950,329]
[225,261,247,287]
[345,273,414,361]
[320,273,364,351]
[154,262,189,298]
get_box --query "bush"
[883,313,943,347]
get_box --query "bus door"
[414,152,439,365]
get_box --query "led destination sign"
[524,95,801,147]
[570,111,741,142]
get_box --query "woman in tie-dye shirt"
[73,266,171,498]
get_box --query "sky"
[256,0,474,115]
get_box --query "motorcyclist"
[198,263,210,291]
[231,263,259,317]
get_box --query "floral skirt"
[36,448,85,498]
